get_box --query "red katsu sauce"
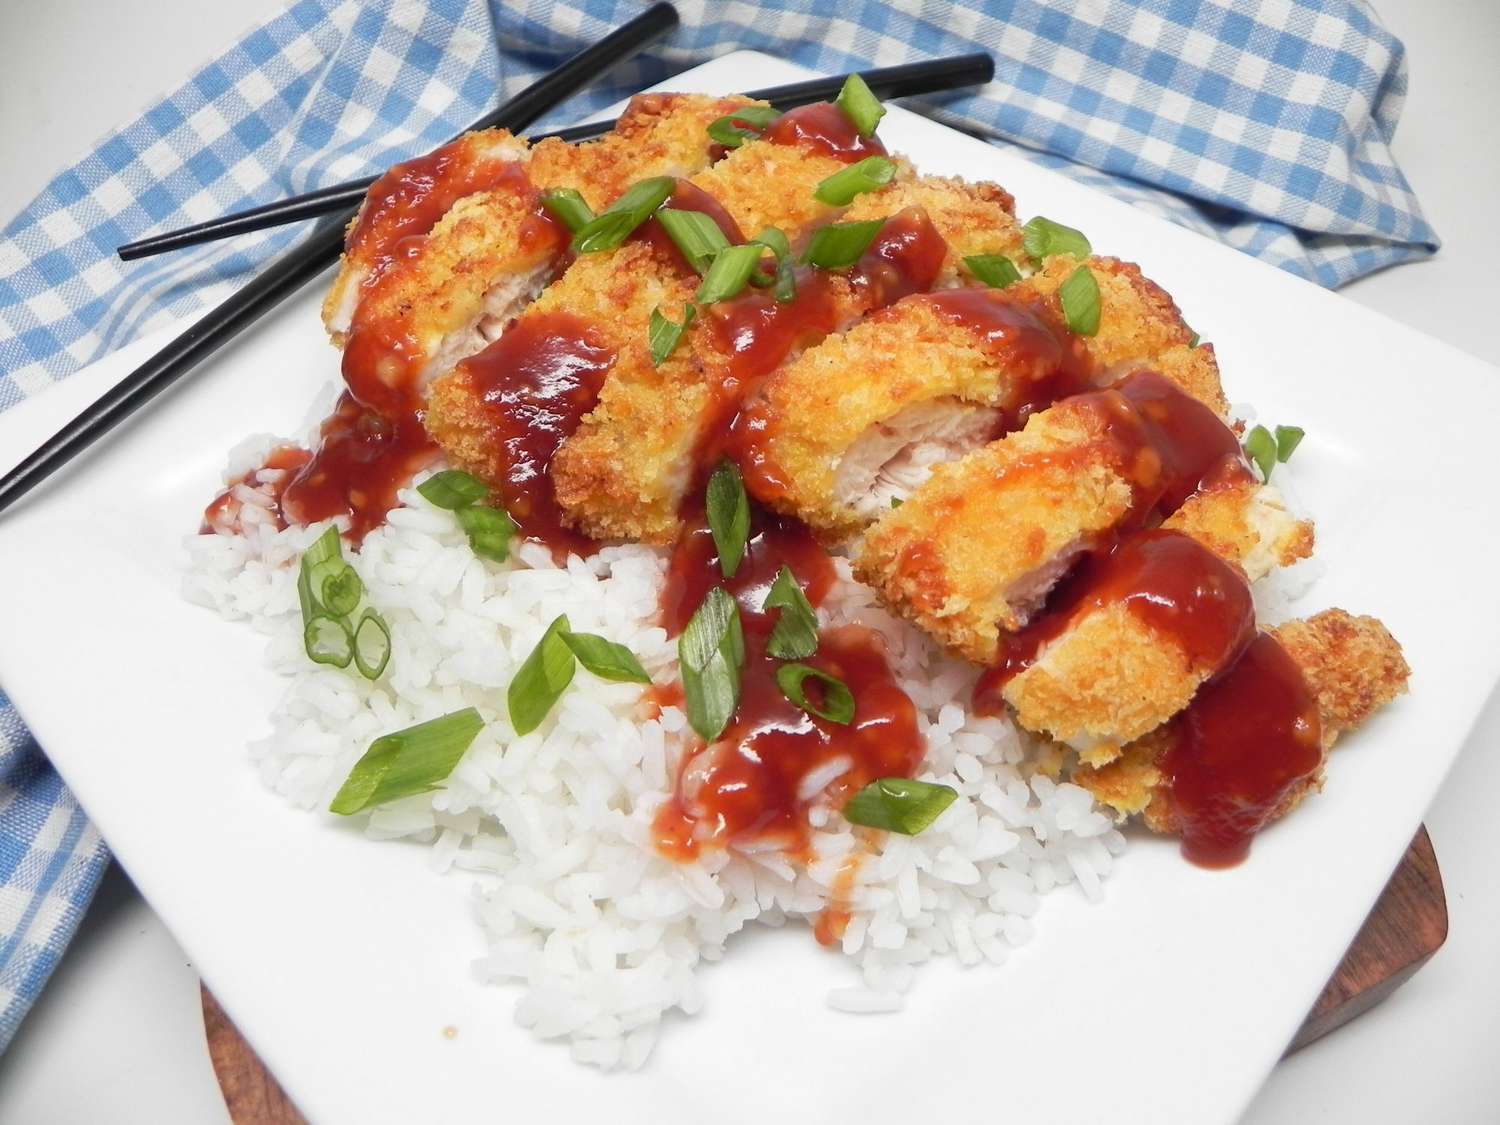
[1115,369,1251,512]
[975,530,1257,703]
[1159,633,1323,867]
[348,143,534,292]
[655,506,923,860]
[279,392,440,539]
[763,102,887,163]
[923,289,1096,430]
[201,445,312,533]
[455,310,618,556]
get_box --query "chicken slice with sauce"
[551,174,1026,544]
[1072,610,1409,855]
[738,255,1227,539]
[424,114,892,545]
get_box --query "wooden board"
[203,826,1447,1124]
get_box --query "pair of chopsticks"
[0,0,993,516]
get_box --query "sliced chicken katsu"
[332,93,759,416]
[854,369,1306,664]
[552,175,1026,544]
[1073,610,1409,863]
[738,256,1226,539]
[424,107,894,547]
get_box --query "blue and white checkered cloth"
[0,0,1437,1050]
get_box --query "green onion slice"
[656,209,731,276]
[813,156,897,205]
[329,708,484,816]
[679,587,745,742]
[540,188,595,233]
[572,176,675,254]
[320,563,364,618]
[775,663,855,725]
[304,613,354,669]
[752,227,790,261]
[964,253,1022,289]
[352,608,392,680]
[1275,424,1305,463]
[297,525,343,623]
[706,105,781,149]
[418,469,490,510]
[706,461,751,579]
[763,566,818,660]
[456,504,517,562]
[1059,265,1101,337]
[890,496,903,509]
[560,630,652,684]
[802,219,885,270]
[843,777,958,835]
[835,73,886,138]
[1022,216,1092,262]
[650,302,697,367]
[774,255,798,303]
[1187,330,1201,348]
[697,244,766,305]
[1244,424,1277,482]
[508,614,576,736]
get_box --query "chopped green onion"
[508,615,576,735]
[802,219,885,270]
[656,209,731,275]
[649,302,697,366]
[775,663,855,725]
[697,244,766,305]
[418,469,490,510]
[813,156,896,205]
[572,176,675,254]
[843,777,958,835]
[835,73,885,138]
[304,613,354,669]
[320,563,364,618]
[1244,424,1277,482]
[752,227,790,261]
[329,708,484,816]
[456,504,517,562]
[305,554,348,612]
[1059,265,1101,337]
[706,105,781,149]
[774,255,798,303]
[1187,330,1201,348]
[353,608,392,680]
[1275,424,1305,463]
[890,496,903,509]
[763,566,818,660]
[560,631,651,684]
[297,525,343,623]
[706,461,751,579]
[679,587,744,742]
[964,253,1022,289]
[1022,216,1092,262]
[540,188,595,233]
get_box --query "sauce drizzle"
[762,102,888,163]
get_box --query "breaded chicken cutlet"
[1073,610,1409,848]
[327,92,757,403]
[737,255,1226,539]
[550,174,1028,544]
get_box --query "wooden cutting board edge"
[202,826,1448,1124]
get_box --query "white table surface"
[0,2,1496,1122]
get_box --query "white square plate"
[2,52,1498,1125]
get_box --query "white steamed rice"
[184,438,1135,1070]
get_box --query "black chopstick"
[117,53,995,261]
[0,50,995,519]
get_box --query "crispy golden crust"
[424,238,698,510]
[1164,475,1314,581]
[843,175,1023,283]
[854,401,1136,664]
[528,93,758,210]
[691,141,873,238]
[1074,609,1410,831]
[322,130,526,343]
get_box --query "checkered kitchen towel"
[0,0,1437,1049]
